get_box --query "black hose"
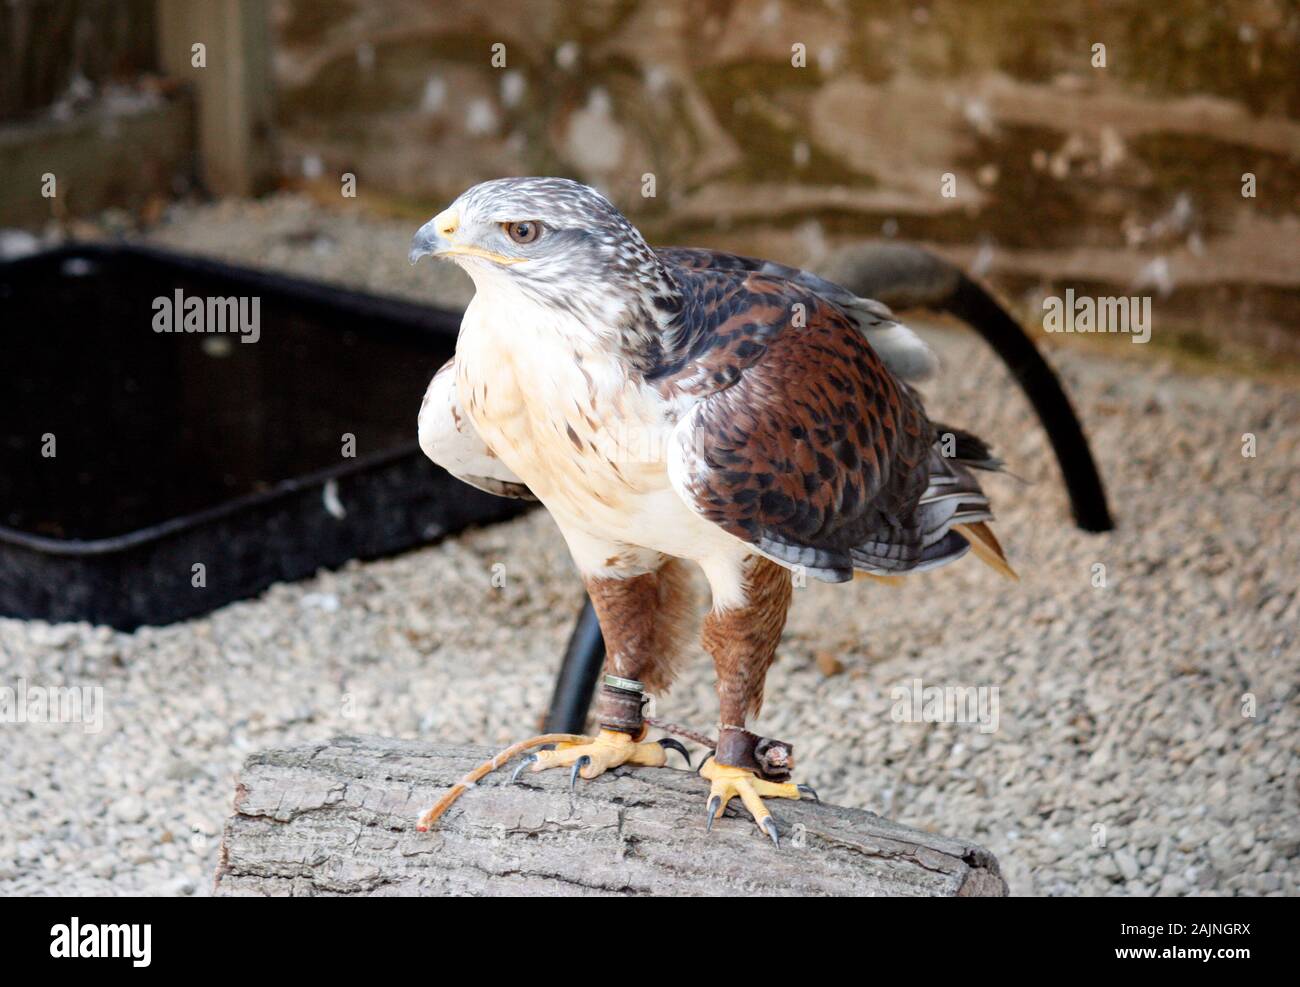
[945,272,1114,532]
[831,243,1114,532]
[544,598,605,734]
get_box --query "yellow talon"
[699,757,802,846]
[415,728,687,831]
[532,728,670,780]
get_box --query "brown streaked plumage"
[700,555,793,724]
[658,270,939,581]
[584,556,697,694]
[411,178,1014,841]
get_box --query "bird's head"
[410,177,666,312]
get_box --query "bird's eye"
[504,221,541,245]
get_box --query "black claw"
[705,795,721,832]
[761,816,780,849]
[696,750,716,776]
[538,744,557,751]
[510,753,538,784]
[797,783,820,803]
[569,755,591,790]
[657,737,691,768]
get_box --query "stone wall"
[14,0,1290,357]
[271,0,1299,359]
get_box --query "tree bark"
[214,735,1008,896]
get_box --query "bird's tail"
[953,520,1018,581]
[928,423,1017,581]
[848,427,1016,581]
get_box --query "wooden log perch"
[214,735,1008,896]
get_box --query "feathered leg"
[697,554,814,846]
[525,549,697,782]
[417,546,695,829]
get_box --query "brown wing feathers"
[660,264,1013,583]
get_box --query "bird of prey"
[410,177,1014,843]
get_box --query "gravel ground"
[1,196,1296,896]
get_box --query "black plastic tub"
[0,243,527,630]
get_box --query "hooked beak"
[409,207,527,267]
[408,208,458,265]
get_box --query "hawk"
[410,177,1014,843]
